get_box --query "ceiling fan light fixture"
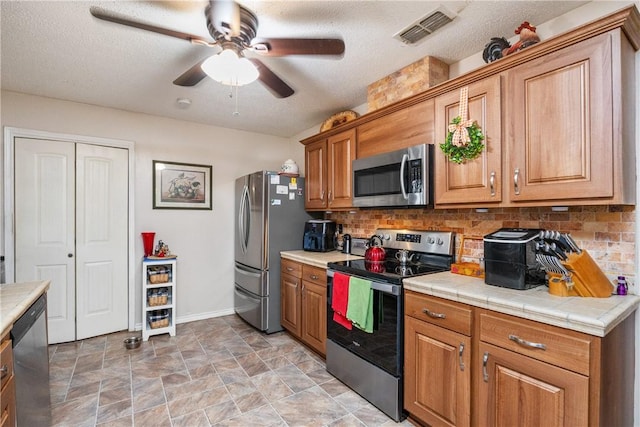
[201,49,259,86]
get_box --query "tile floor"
[48,315,412,426]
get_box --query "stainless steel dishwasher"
[11,293,51,426]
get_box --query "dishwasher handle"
[11,294,47,347]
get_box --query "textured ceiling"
[2,1,590,138]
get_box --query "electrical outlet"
[626,279,636,295]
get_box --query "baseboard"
[132,307,236,331]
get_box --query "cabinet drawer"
[0,339,13,392]
[302,265,326,286]
[281,259,302,278]
[479,312,592,375]
[405,291,472,336]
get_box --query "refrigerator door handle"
[234,264,262,278]
[238,184,251,254]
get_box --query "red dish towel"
[332,272,352,330]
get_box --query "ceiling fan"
[90,0,345,98]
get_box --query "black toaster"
[483,228,545,290]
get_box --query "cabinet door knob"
[482,352,490,382]
[0,364,8,379]
[68,253,74,258]
[489,171,496,197]
[458,343,465,371]
[513,168,520,195]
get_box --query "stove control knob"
[427,236,435,244]
[437,238,444,245]
[382,233,391,241]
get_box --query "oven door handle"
[327,270,401,296]
[370,281,401,296]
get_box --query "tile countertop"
[404,272,640,337]
[0,280,50,337]
[281,250,363,268]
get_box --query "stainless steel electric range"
[326,228,455,422]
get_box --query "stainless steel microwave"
[352,143,433,208]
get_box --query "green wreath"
[440,116,485,164]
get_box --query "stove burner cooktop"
[329,258,448,284]
[328,228,455,284]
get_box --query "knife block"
[548,250,614,297]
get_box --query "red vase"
[141,232,155,257]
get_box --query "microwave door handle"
[400,153,409,199]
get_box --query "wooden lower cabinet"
[280,258,327,356]
[280,262,302,337]
[0,332,16,427]
[404,291,472,427]
[478,341,588,426]
[404,293,636,427]
[405,316,471,427]
[300,278,326,355]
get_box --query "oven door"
[326,271,403,377]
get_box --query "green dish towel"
[346,276,373,333]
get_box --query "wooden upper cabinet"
[505,31,625,204]
[327,128,356,209]
[435,76,502,206]
[304,139,327,210]
[301,7,638,208]
[357,99,434,158]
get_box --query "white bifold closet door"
[14,137,128,343]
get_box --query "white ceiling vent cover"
[394,6,456,46]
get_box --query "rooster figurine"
[503,21,540,56]
[482,21,540,63]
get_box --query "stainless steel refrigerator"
[234,171,312,333]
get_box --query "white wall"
[1,90,305,325]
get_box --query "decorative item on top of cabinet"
[304,128,356,211]
[142,258,176,341]
[502,21,540,57]
[280,258,327,356]
[320,110,359,132]
[404,291,472,427]
[435,76,501,207]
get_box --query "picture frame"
[153,160,212,210]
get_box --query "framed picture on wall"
[153,160,212,210]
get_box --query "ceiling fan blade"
[208,0,241,38]
[173,58,209,87]
[90,6,212,45]
[250,38,345,57]
[247,58,294,98]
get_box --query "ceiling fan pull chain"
[233,83,240,116]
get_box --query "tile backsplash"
[328,205,636,285]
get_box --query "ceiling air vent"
[394,6,456,46]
